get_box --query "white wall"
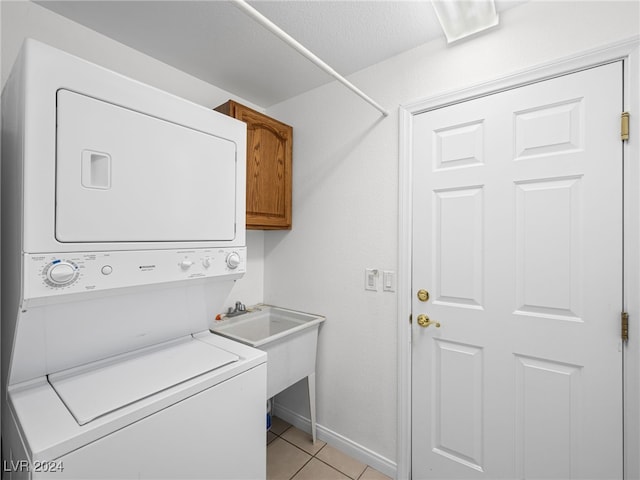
[264,0,639,475]
[0,0,265,313]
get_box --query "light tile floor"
[267,417,392,480]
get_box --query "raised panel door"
[215,101,292,229]
[411,62,623,478]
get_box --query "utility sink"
[211,305,324,398]
[210,304,325,443]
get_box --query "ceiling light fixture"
[431,0,499,44]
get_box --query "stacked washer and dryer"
[1,40,266,479]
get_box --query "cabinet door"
[216,101,292,230]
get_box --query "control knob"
[179,259,194,270]
[45,261,79,287]
[226,252,241,269]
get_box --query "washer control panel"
[25,247,246,299]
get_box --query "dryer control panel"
[24,247,246,300]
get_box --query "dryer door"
[55,89,239,243]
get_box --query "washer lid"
[48,337,239,425]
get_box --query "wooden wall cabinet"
[215,100,292,230]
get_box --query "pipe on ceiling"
[230,0,390,117]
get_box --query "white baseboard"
[272,403,397,479]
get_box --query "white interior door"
[411,62,623,479]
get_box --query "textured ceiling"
[35,0,524,107]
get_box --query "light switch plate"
[383,270,396,292]
[365,268,379,291]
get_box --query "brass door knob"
[417,289,430,302]
[417,314,440,328]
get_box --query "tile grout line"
[269,423,366,480]
[288,455,313,480]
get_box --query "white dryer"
[1,40,265,479]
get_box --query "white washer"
[8,334,266,479]
[1,40,264,479]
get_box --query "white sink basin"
[210,305,324,399]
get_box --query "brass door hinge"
[622,311,629,342]
[621,112,630,141]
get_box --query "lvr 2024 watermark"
[3,460,64,473]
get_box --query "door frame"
[397,36,640,480]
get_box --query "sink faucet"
[227,301,247,317]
